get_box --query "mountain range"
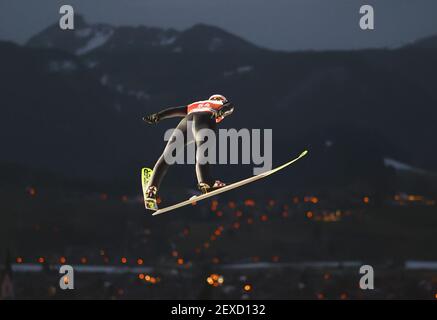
[2,15,437,195]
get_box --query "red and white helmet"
[209,94,227,102]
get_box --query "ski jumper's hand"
[143,113,160,124]
[143,105,188,124]
[215,101,234,119]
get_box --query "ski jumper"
[147,100,231,191]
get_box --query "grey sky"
[1,0,437,51]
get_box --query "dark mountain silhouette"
[27,15,260,55]
[407,34,437,49]
[2,16,437,195]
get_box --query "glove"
[216,101,234,118]
[142,113,159,124]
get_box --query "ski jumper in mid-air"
[142,94,235,210]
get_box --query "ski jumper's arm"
[157,105,188,120]
[143,105,187,124]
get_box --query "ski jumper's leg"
[147,117,189,190]
[192,112,217,186]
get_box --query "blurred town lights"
[207,274,224,287]
[27,186,37,197]
[244,199,255,207]
[243,284,252,292]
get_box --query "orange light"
[16,257,23,264]
[212,257,220,264]
[243,284,252,292]
[363,196,370,204]
[260,214,268,222]
[210,235,216,241]
[38,257,45,264]
[121,257,127,264]
[156,197,162,204]
[317,293,324,300]
[137,258,144,265]
[210,200,218,211]
[177,258,184,265]
[340,293,348,300]
[214,230,221,236]
[172,251,178,257]
[145,275,151,281]
[244,199,255,207]
[206,274,223,287]
[233,222,240,229]
[27,187,37,197]
[121,195,128,202]
[59,256,66,264]
[204,242,210,249]
[138,273,145,280]
[63,276,69,285]
[293,197,299,204]
[306,211,313,219]
[80,257,87,264]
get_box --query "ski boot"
[144,185,159,211]
[198,180,227,194]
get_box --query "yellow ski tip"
[300,150,309,157]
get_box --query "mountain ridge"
[26,15,261,55]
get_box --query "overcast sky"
[1,0,437,51]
